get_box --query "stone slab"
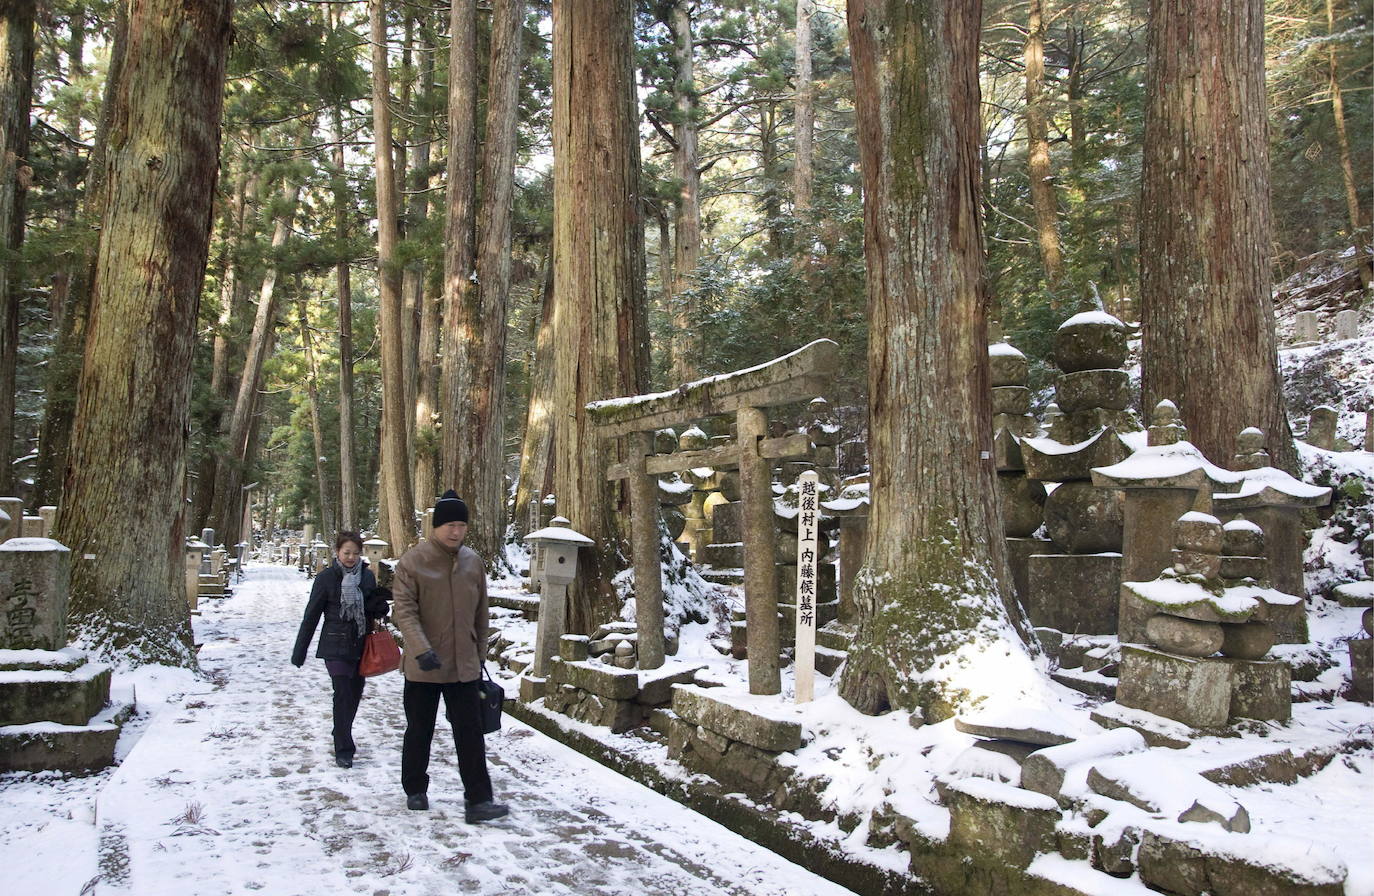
[1020,728,1146,805]
[1350,638,1372,702]
[1026,553,1121,636]
[547,657,640,701]
[1117,645,1234,729]
[1087,752,1249,832]
[636,663,705,706]
[671,684,802,752]
[1137,830,1345,896]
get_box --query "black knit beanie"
[432,490,469,527]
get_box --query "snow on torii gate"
[588,339,840,695]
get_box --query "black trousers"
[329,671,366,756]
[401,678,493,803]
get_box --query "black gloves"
[416,650,441,671]
[291,655,304,668]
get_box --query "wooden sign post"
[794,470,820,703]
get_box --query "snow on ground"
[0,565,860,896]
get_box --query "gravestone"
[1334,308,1360,341]
[1304,406,1339,451]
[0,539,72,650]
[0,498,20,542]
[1292,310,1319,345]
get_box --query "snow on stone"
[0,537,70,553]
[988,341,1026,358]
[524,525,594,545]
[1126,577,1266,615]
[946,776,1059,812]
[1177,511,1220,525]
[1060,310,1126,329]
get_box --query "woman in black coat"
[291,531,390,767]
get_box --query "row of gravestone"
[1291,307,1362,345]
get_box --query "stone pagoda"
[1020,307,1141,635]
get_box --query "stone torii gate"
[588,339,839,695]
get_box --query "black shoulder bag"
[478,664,504,734]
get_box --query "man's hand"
[416,650,441,672]
[291,656,304,668]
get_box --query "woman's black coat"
[291,562,388,665]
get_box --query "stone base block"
[776,563,837,605]
[547,657,639,700]
[1347,637,1372,702]
[1267,597,1309,645]
[0,661,112,726]
[676,723,790,800]
[815,646,846,677]
[1223,657,1291,722]
[1117,645,1233,729]
[1005,537,1052,607]
[944,778,1060,870]
[1026,553,1122,635]
[671,684,802,752]
[518,674,547,702]
[701,542,744,568]
[544,683,644,733]
[1137,830,1345,896]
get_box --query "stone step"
[699,566,744,586]
[816,621,855,652]
[490,592,540,619]
[815,645,846,676]
[1050,668,1117,700]
[0,700,134,773]
[0,660,112,726]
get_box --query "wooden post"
[794,470,819,703]
[738,406,780,694]
[629,430,666,668]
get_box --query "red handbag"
[359,623,402,677]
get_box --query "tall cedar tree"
[53,0,233,664]
[551,0,651,634]
[1139,0,1297,474]
[0,0,34,496]
[447,0,527,567]
[838,0,1039,719]
[371,0,417,552]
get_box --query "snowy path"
[6,565,858,896]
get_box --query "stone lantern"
[184,537,210,610]
[523,518,593,691]
[363,537,389,568]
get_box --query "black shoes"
[465,801,509,824]
[335,753,354,768]
[406,793,429,811]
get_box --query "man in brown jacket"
[391,490,509,822]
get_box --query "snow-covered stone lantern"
[523,517,593,691]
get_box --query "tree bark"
[0,0,35,495]
[668,0,701,385]
[837,0,1036,721]
[209,180,300,545]
[372,0,417,551]
[191,165,253,530]
[52,0,232,665]
[1024,0,1064,293]
[456,0,528,567]
[1139,0,1297,474]
[298,295,335,537]
[331,100,357,530]
[792,0,815,213]
[551,0,650,634]
[1326,0,1367,259]
[513,254,555,540]
[406,16,439,512]
[439,0,479,503]
[1065,24,1085,168]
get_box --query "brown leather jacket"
[390,536,489,683]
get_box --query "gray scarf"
[338,561,366,637]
